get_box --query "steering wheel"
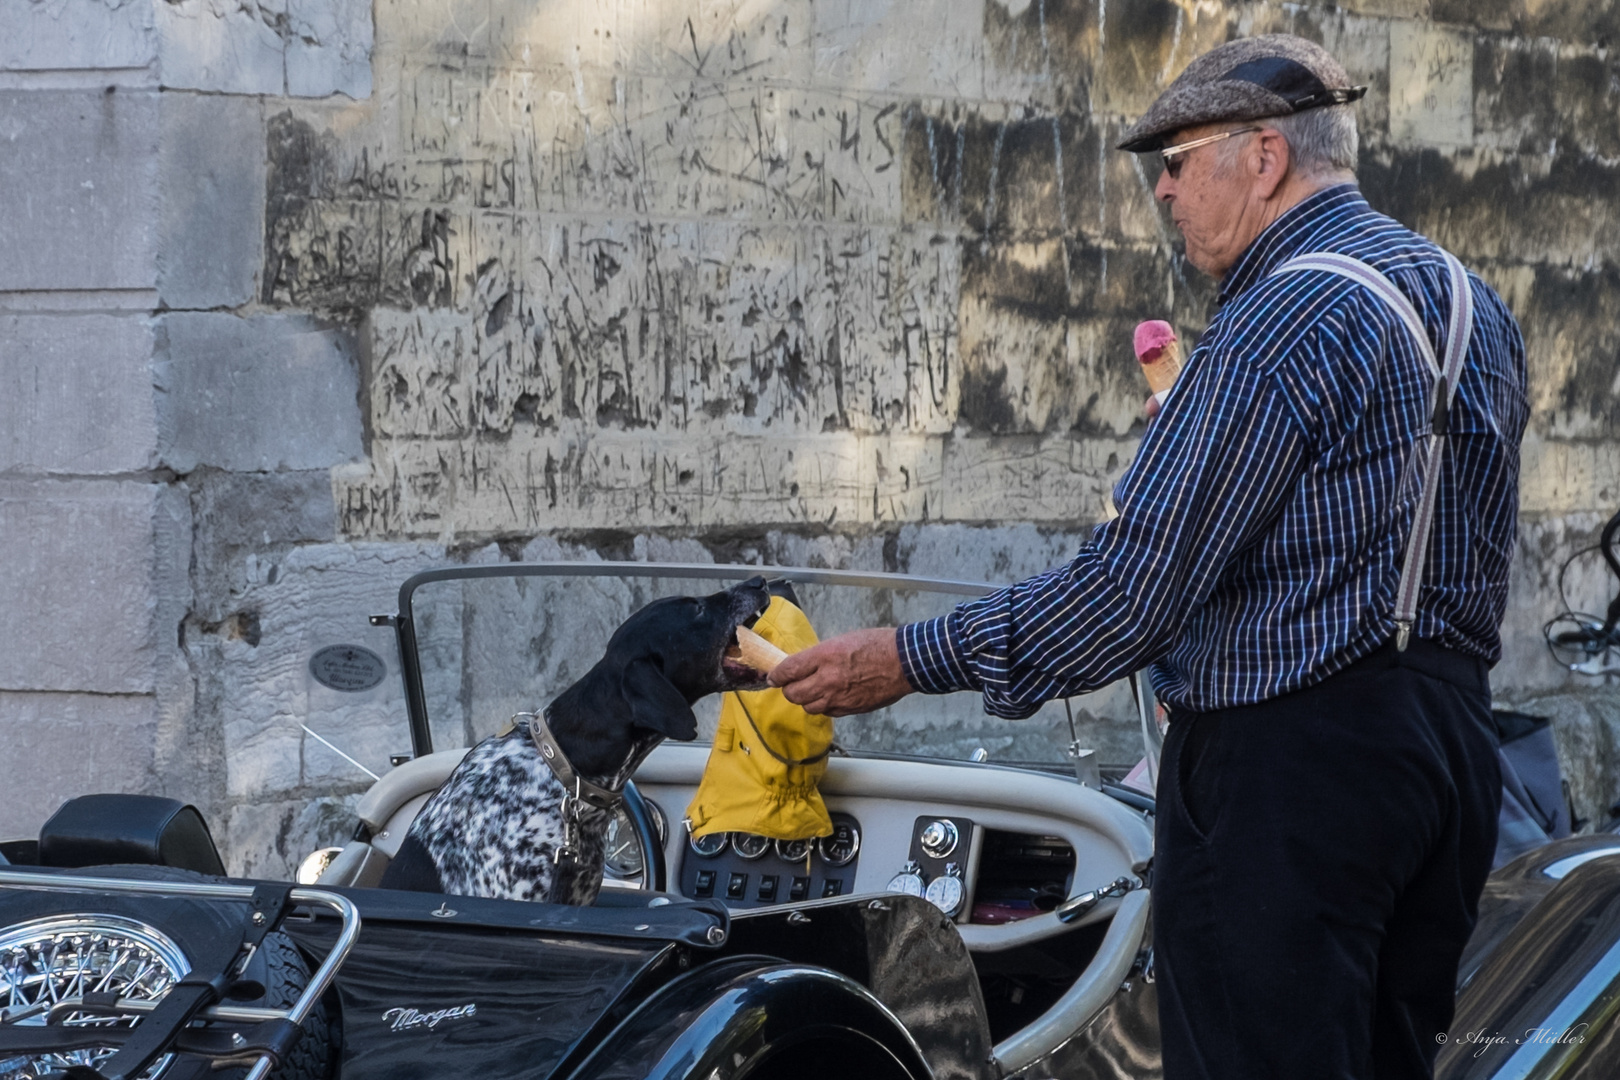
[621,780,667,893]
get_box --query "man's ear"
[622,657,699,741]
[1253,128,1290,199]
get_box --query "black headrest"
[40,795,226,876]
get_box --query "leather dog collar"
[515,709,623,812]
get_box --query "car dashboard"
[626,743,1153,950]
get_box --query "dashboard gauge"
[775,838,813,863]
[604,799,669,879]
[886,861,926,898]
[688,830,730,858]
[733,833,771,860]
[818,822,861,867]
[925,866,965,917]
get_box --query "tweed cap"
[1117,34,1366,153]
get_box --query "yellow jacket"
[685,596,834,840]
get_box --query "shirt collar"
[1216,183,1370,306]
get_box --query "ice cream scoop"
[1134,320,1183,404]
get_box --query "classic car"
[3,561,1619,1080]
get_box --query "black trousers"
[1154,640,1501,1080]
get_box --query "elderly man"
[773,34,1528,1080]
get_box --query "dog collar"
[519,709,624,812]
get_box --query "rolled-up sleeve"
[897,340,1310,718]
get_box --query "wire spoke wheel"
[0,915,188,1080]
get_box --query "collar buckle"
[512,710,626,815]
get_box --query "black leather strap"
[524,709,623,812]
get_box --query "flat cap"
[1117,34,1366,153]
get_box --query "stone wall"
[2,0,1617,877]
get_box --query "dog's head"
[591,576,774,745]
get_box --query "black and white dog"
[380,578,773,905]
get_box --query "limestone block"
[1495,511,1611,697]
[181,541,438,801]
[0,0,157,72]
[1334,0,1429,15]
[607,0,814,85]
[1471,35,1558,153]
[1513,262,1620,442]
[1097,0,1232,121]
[981,0,1096,109]
[1095,118,1168,244]
[223,794,360,879]
[811,0,985,99]
[0,315,156,475]
[155,0,284,95]
[159,93,264,310]
[0,691,158,841]
[372,0,502,62]
[286,0,373,99]
[0,480,164,694]
[193,471,337,551]
[940,434,1132,524]
[0,89,159,293]
[1552,50,1620,162]
[1506,0,1620,47]
[627,80,908,224]
[1308,10,1393,137]
[896,520,1088,584]
[1520,434,1620,516]
[754,529,889,575]
[957,239,1180,438]
[155,313,364,473]
[348,219,956,445]
[1389,21,1474,146]
[1360,143,1620,272]
[337,431,947,537]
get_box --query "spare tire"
[0,865,336,1080]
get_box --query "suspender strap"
[1272,251,1475,652]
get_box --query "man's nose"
[1155,166,1175,203]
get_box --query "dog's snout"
[727,576,772,624]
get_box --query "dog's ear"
[623,657,699,741]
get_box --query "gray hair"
[1215,103,1359,177]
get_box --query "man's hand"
[769,627,913,717]
[1145,393,1162,420]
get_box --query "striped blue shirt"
[900,184,1528,716]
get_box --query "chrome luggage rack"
[0,868,360,1080]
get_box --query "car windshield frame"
[387,562,997,759]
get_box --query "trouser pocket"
[1174,712,1223,840]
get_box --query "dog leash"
[509,709,623,865]
[731,693,839,767]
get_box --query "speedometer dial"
[775,838,812,863]
[688,830,730,858]
[818,821,861,867]
[732,833,771,860]
[604,798,668,879]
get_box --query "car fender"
[1441,852,1620,1078]
[564,956,934,1080]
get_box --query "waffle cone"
[736,624,790,674]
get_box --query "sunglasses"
[1159,126,1263,180]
